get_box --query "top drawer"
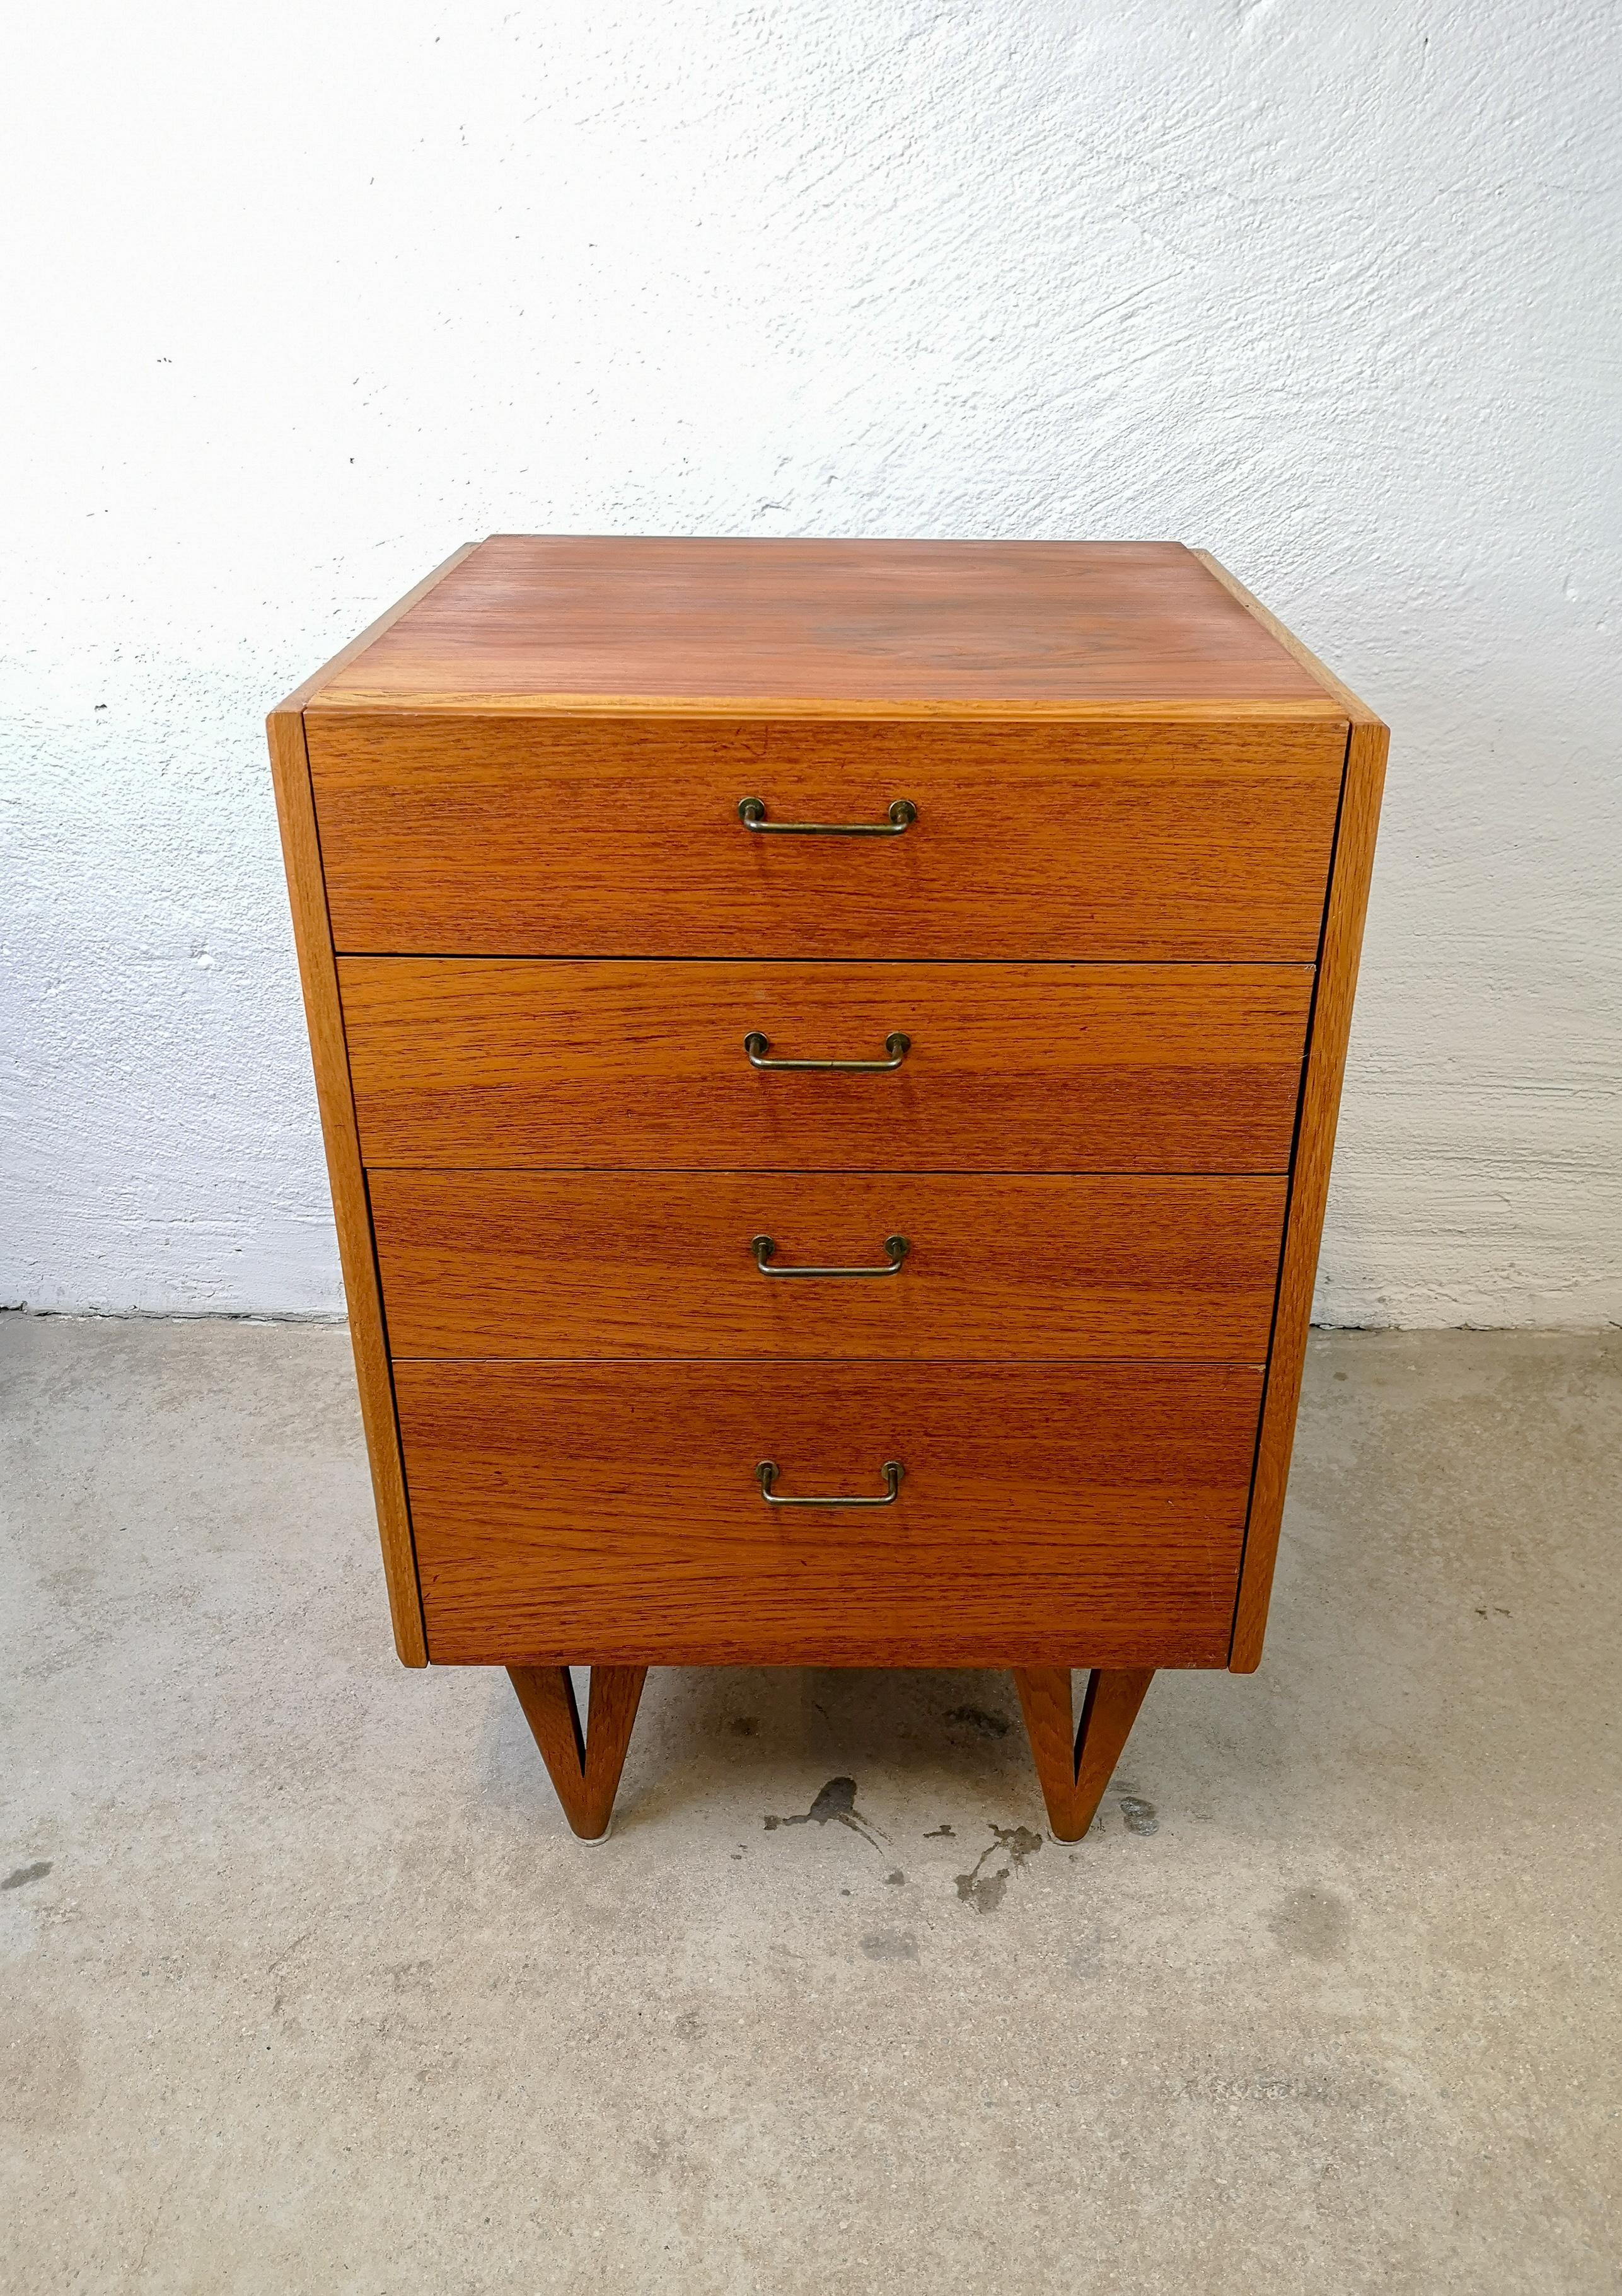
[305,712,1347,961]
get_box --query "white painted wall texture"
[3,1,1618,1324]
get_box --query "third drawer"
[371,1170,1288,1360]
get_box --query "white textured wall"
[3,1,1618,1324]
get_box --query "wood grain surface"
[307,712,1345,961]
[1194,556,1388,1673]
[271,545,481,716]
[397,1360,1265,1667]
[370,1170,1287,1361]
[339,959,1314,1174]
[265,710,427,1663]
[304,538,1341,713]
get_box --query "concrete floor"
[1,1322,1618,2294]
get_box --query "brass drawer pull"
[756,1459,903,1507]
[744,1030,910,1072]
[738,796,917,836]
[753,1233,909,1279]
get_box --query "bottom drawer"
[398,1362,1263,1668]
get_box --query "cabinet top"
[291,536,1352,719]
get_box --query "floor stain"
[860,1932,919,1963]
[923,1823,955,1839]
[1,1862,52,1891]
[1066,1927,1104,1977]
[884,1869,907,1886]
[0,1999,84,2130]
[762,1776,884,1846]
[1118,1794,1159,1837]
[943,1705,1010,1738]
[954,1823,1044,1913]
[1270,1884,1351,1961]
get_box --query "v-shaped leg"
[1013,1666,1155,1842]
[508,1665,648,1839]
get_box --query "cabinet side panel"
[267,708,428,1664]
[1230,716,1387,1669]
[1193,555,1388,1671]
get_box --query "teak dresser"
[269,537,1386,1842]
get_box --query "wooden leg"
[1013,1666,1156,1842]
[507,1665,648,1840]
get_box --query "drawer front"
[307,712,1347,961]
[340,959,1312,1172]
[397,1361,1264,1667]
[372,1171,1287,1361]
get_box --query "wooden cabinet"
[269,536,1386,1843]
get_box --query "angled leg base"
[1013,1666,1155,1843]
[508,1664,648,1840]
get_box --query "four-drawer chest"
[269,537,1386,1842]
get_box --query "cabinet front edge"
[266,706,430,1665]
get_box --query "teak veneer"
[269,537,1385,1841]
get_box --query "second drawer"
[340,959,1313,1172]
[371,1170,1287,1360]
